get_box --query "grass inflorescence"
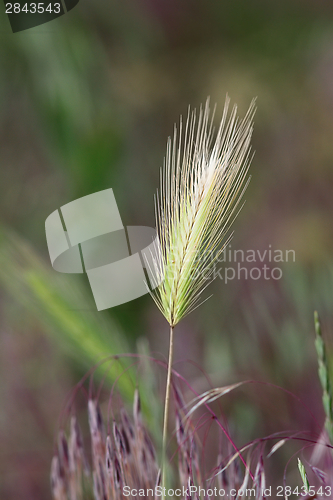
[151,97,255,327]
[51,350,333,500]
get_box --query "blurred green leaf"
[0,224,136,401]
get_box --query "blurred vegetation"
[1,0,333,497]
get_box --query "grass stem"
[162,325,174,496]
[314,311,333,445]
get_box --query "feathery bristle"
[151,97,256,326]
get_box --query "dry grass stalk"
[51,379,273,500]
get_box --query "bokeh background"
[1,0,333,497]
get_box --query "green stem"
[161,325,174,497]
[314,311,333,445]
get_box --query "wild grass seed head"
[151,97,256,326]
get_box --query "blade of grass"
[314,311,333,445]
[0,225,136,403]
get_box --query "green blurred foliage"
[1,0,333,497]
